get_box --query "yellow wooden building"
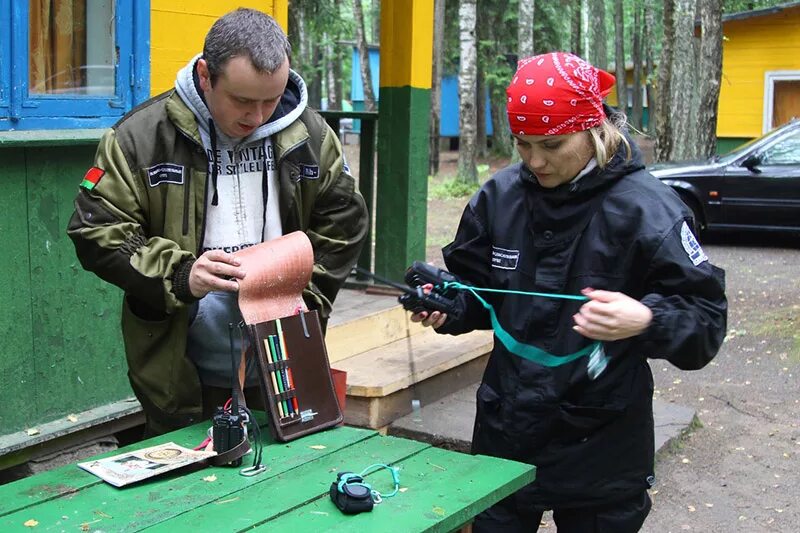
[717,1,800,149]
[150,0,288,95]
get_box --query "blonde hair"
[587,115,632,168]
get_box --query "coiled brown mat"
[234,231,313,324]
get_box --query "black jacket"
[439,142,727,509]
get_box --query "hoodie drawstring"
[209,118,220,206]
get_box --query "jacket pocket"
[556,401,626,443]
[471,383,505,454]
[121,295,193,414]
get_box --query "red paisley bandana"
[506,52,616,136]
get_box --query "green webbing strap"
[442,281,602,368]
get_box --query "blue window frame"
[0,0,149,131]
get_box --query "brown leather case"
[247,310,343,442]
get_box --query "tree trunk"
[307,44,323,109]
[655,0,674,162]
[325,34,341,111]
[589,0,607,70]
[613,0,627,114]
[630,3,644,130]
[670,0,698,160]
[697,0,723,158]
[457,0,478,185]
[518,0,535,59]
[371,0,381,43]
[644,0,656,134]
[430,0,445,175]
[571,0,583,57]
[354,0,376,111]
[476,68,487,159]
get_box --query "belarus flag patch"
[80,167,105,190]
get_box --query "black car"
[649,119,800,235]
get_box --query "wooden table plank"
[0,424,206,517]
[0,425,376,531]
[259,447,536,532]
[144,435,431,532]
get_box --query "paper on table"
[77,442,215,487]
[235,231,314,324]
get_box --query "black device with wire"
[354,265,461,319]
[211,324,248,467]
[329,472,374,514]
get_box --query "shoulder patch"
[299,164,320,180]
[147,163,185,187]
[681,221,708,266]
[491,246,520,270]
[80,167,105,190]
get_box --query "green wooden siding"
[0,141,131,435]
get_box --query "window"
[0,0,149,131]
[763,71,800,135]
[760,130,800,166]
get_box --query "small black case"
[329,472,374,514]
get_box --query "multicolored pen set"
[262,318,300,419]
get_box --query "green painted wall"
[0,141,130,435]
[375,86,431,281]
[717,137,752,156]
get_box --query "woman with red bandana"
[411,52,727,531]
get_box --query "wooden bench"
[0,421,535,532]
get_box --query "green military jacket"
[67,91,368,432]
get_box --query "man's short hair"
[203,8,292,84]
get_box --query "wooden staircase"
[325,289,492,429]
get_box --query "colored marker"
[276,319,301,413]
[264,338,285,418]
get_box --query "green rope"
[441,281,608,378]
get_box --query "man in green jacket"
[67,8,368,436]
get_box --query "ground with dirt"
[371,144,799,532]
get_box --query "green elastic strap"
[443,281,602,368]
[359,463,400,502]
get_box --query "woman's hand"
[572,288,652,341]
[408,284,448,329]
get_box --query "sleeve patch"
[681,221,708,266]
[80,167,105,190]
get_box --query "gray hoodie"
[174,54,309,387]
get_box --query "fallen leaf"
[67,414,78,423]
[26,428,40,436]
[399,487,409,492]
[705,503,714,508]
[431,506,446,516]
[681,458,691,464]
[23,519,39,527]
[673,379,682,385]
[309,445,326,450]
[688,505,696,512]
[203,475,217,482]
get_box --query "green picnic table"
[0,421,535,532]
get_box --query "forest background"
[288,0,789,193]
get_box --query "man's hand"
[572,288,653,342]
[189,250,246,298]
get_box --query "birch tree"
[613,0,627,114]
[571,0,583,57]
[354,0,376,111]
[589,0,607,70]
[430,0,445,175]
[457,0,478,185]
[519,0,535,59]
[696,0,723,157]
[630,2,644,130]
[670,0,698,160]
